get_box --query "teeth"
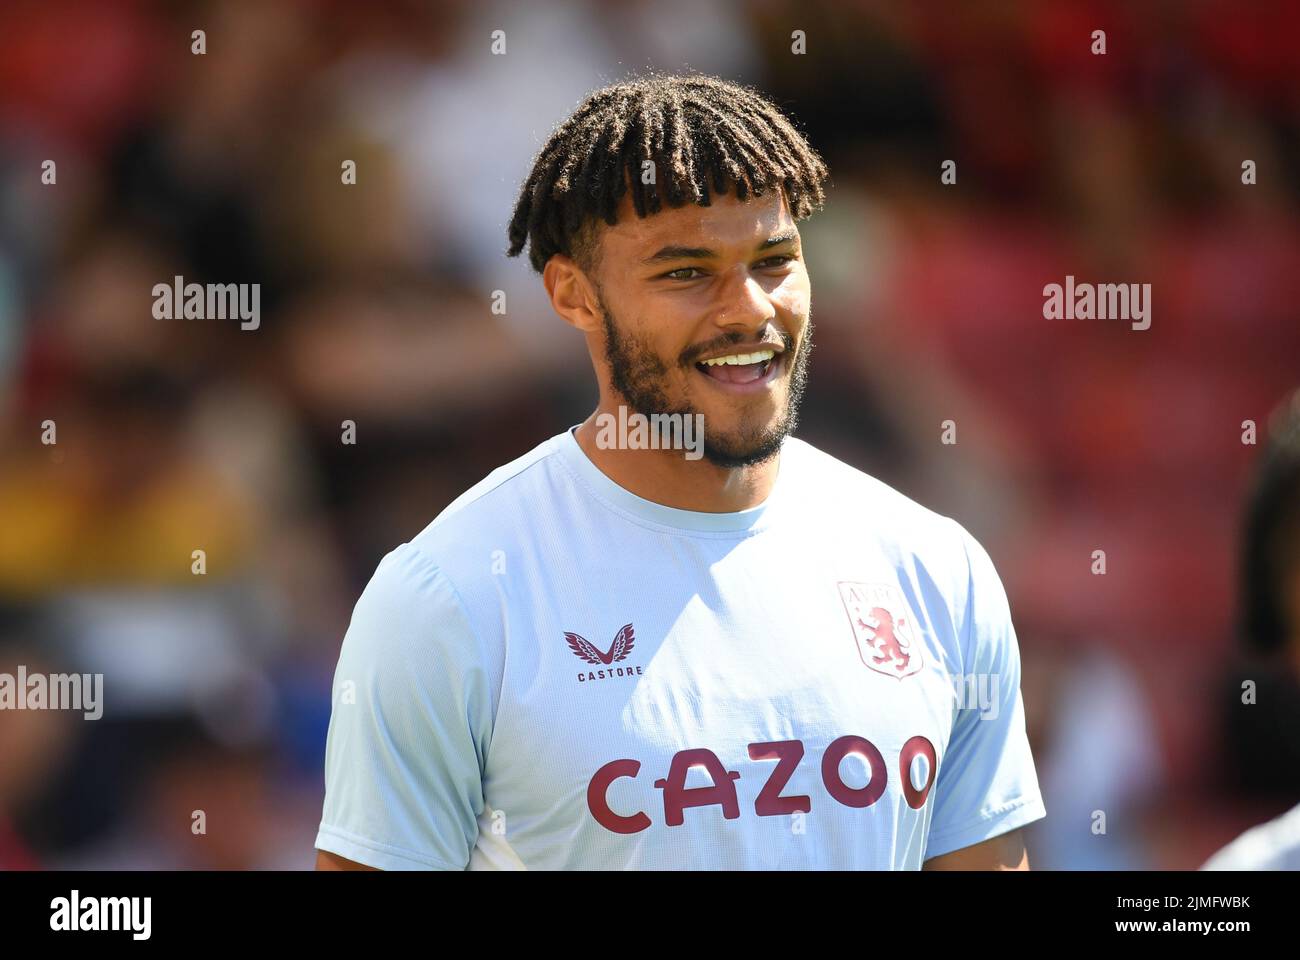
[701,349,776,367]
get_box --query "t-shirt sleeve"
[924,521,1047,861]
[315,542,495,870]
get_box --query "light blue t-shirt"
[315,427,1045,869]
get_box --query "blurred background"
[1,0,1298,870]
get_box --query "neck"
[573,408,781,513]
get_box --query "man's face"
[590,188,813,468]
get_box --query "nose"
[711,268,778,334]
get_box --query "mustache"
[680,327,795,366]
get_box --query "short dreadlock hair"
[506,73,830,277]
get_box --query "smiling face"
[584,186,814,468]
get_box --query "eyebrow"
[639,230,800,265]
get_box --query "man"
[315,73,1045,870]
[1203,389,1300,870]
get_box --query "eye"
[662,266,706,281]
[756,254,796,269]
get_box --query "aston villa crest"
[837,582,924,680]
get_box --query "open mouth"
[693,348,780,388]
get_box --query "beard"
[597,289,813,468]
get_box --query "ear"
[543,254,603,334]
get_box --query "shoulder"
[354,431,575,620]
[784,435,978,565]
[406,430,572,561]
[344,539,477,660]
[1202,803,1300,870]
[785,436,1009,639]
[421,431,569,534]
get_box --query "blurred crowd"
[1,0,1298,869]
